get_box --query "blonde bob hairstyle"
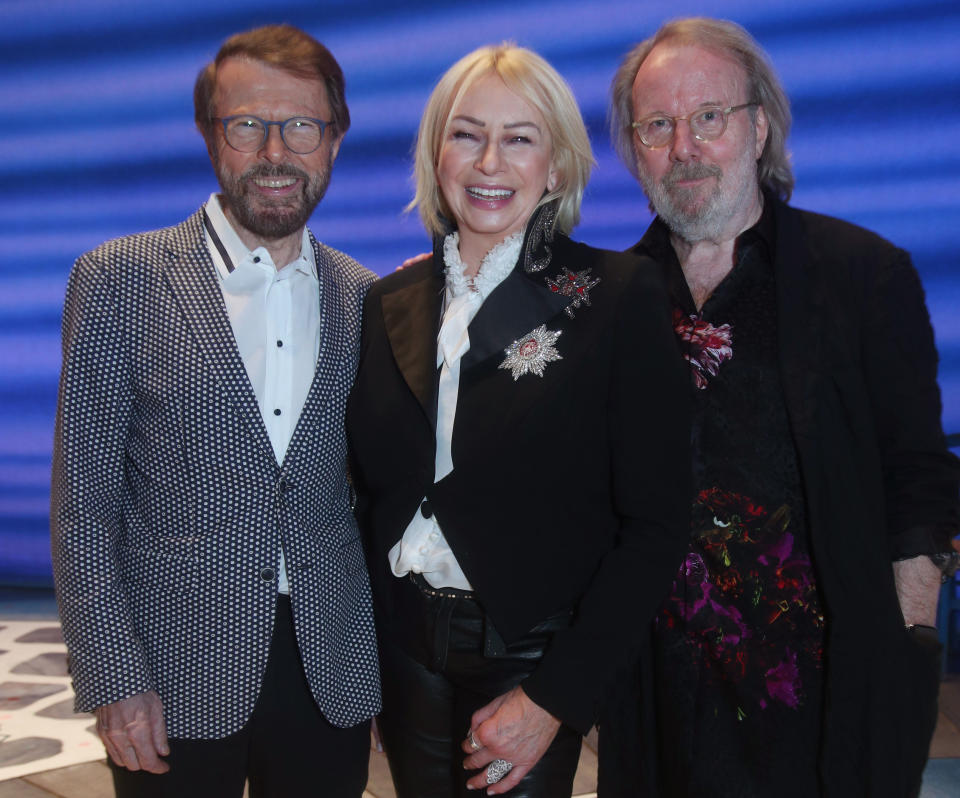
[409,43,594,238]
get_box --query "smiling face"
[631,42,768,243]
[436,73,558,270]
[208,56,342,247]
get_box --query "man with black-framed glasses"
[51,23,379,798]
[601,16,959,798]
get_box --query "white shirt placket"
[263,271,295,463]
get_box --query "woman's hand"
[461,685,561,794]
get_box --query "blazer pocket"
[116,543,200,595]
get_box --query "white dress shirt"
[203,193,319,594]
[388,232,521,589]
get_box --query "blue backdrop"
[1,0,958,584]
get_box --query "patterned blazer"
[51,209,381,738]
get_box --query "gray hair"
[610,17,794,200]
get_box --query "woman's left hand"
[461,685,561,794]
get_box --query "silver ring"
[468,730,482,751]
[486,759,513,784]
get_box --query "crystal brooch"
[499,324,562,380]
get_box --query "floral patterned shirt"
[641,209,826,798]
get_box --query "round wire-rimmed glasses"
[215,115,332,154]
[631,103,758,149]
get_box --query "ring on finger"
[468,730,482,751]
[486,759,513,784]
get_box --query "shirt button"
[420,500,433,518]
[429,531,439,541]
[276,340,283,348]
[253,256,261,263]
[259,566,276,583]
[273,408,281,416]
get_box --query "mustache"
[241,164,310,182]
[662,163,722,187]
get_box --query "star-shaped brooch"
[499,325,563,380]
[545,267,600,318]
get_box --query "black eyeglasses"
[631,103,758,149]
[215,115,332,154]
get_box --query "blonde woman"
[348,44,690,797]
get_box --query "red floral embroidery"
[659,488,823,716]
[673,309,733,389]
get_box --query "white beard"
[638,141,761,244]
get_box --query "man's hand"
[460,686,561,794]
[893,555,941,627]
[96,690,170,773]
[397,252,430,271]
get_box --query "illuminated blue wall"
[2,0,958,584]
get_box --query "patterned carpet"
[0,614,955,796]
[0,617,589,796]
[0,621,104,781]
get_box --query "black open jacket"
[599,195,960,797]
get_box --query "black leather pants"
[378,575,582,798]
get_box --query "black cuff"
[890,524,956,561]
[906,624,943,659]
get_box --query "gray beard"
[639,156,759,244]
[215,161,331,241]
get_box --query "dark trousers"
[110,596,370,798]
[377,575,582,798]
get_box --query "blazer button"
[420,500,433,519]
[259,566,276,583]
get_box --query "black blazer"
[765,198,958,796]
[348,216,692,733]
[602,196,960,797]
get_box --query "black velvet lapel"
[381,260,444,426]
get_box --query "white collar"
[203,193,317,281]
[442,231,521,303]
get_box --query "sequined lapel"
[462,203,577,371]
[461,267,569,370]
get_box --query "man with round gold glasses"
[631,101,757,149]
[603,15,959,798]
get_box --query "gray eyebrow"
[640,102,726,117]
